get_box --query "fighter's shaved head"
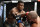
[18,1,24,5]
[28,11,38,19]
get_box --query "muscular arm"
[7,8,17,24]
[19,23,23,27]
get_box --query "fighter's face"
[27,15,32,23]
[27,15,37,23]
[18,3,24,10]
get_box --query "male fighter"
[26,11,40,27]
[4,1,25,27]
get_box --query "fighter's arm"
[18,11,25,27]
[11,8,17,15]
[8,8,17,19]
[12,10,26,17]
[20,11,26,17]
[19,23,23,27]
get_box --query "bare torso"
[7,7,25,24]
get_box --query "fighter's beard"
[28,20,37,26]
[30,21,37,25]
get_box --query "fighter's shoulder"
[22,10,25,13]
[12,7,16,10]
[11,7,17,11]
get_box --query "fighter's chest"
[17,10,24,13]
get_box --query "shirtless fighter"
[5,1,25,27]
[26,11,40,27]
